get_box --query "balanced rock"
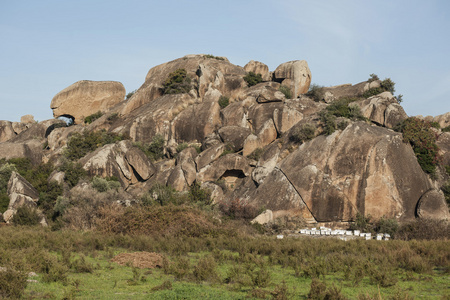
[244,60,270,81]
[20,114,35,124]
[416,189,449,220]
[273,60,311,98]
[51,80,125,124]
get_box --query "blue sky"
[1,0,449,122]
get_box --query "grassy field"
[0,224,449,299]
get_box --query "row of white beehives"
[298,227,391,240]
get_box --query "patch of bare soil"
[111,252,164,269]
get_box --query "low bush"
[0,162,17,212]
[203,54,225,60]
[192,255,220,283]
[65,130,124,161]
[163,68,192,94]
[244,72,263,87]
[278,85,292,99]
[84,111,103,124]
[134,134,165,161]
[290,123,316,143]
[125,89,136,100]
[218,95,230,108]
[0,268,28,299]
[12,206,41,226]
[59,160,87,187]
[247,148,264,161]
[176,142,189,153]
[395,117,440,174]
[305,84,325,102]
[219,198,260,220]
[363,75,396,98]
[443,125,450,132]
[188,181,212,206]
[396,218,449,240]
[92,176,121,193]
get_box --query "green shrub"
[218,95,230,108]
[0,268,28,299]
[396,94,404,103]
[0,162,17,213]
[92,176,120,193]
[134,134,165,161]
[278,85,292,99]
[65,130,124,161]
[12,206,41,226]
[125,89,137,100]
[203,54,225,60]
[38,181,63,219]
[443,183,450,206]
[107,113,119,123]
[374,216,399,238]
[395,117,439,174]
[325,98,366,120]
[368,73,379,82]
[84,111,103,124]
[290,123,316,143]
[176,142,189,153]
[443,125,450,132]
[247,148,264,161]
[337,120,349,130]
[142,184,180,206]
[244,72,263,87]
[59,160,87,187]
[363,76,396,98]
[192,255,220,283]
[308,278,347,300]
[306,84,325,102]
[319,112,337,135]
[53,196,70,216]
[396,218,449,240]
[220,143,235,157]
[163,68,192,94]
[349,213,374,233]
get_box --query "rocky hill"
[1,54,449,227]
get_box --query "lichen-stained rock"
[167,165,187,191]
[273,60,311,98]
[172,101,221,143]
[201,182,224,204]
[279,122,434,222]
[244,60,270,81]
[3,171,47,225]
[355,92,408,128]
[195,143,226,171]
[252,142,281,185]
[0,140,43,164]
[416,189,449,220]
[242,134,260,157]
[80,140,155,188]
[51,80,125,124]
[273,105,303,134]
[197,153,253,183]
[247,102,283,133]
[220,102,248,128]
[177,147,198,186]
[0,121,16,142]
[218,126,251,152]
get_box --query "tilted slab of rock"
[0,121,17,142]
[318,81,381,103]
[277,122,437,222]
[218,126,251,152]
[355,92,407,128]
[3,171,46,225]
[195,143,226,171]
[51,80,125,124]
[80,140,155,188]
[273,60,311,98]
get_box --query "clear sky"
[1,0,449,122]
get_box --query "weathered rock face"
[0,140,43,164]
[121,55,247,115]
[244,60,270,81]
[3,172,46,225]
[20,114,35,124]
[416,189,449,220]
[273,60,311,98]
[418,112,450,129]
[277,122,435,222]
[197,153,253,183]
[218,126,251,151]
[0,121,16,142]
[318,81,380,103]
[51,80,126,124]
[437,132,450,167]
[355,92,408,128]
[80,140,155,188]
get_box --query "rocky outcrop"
[0,140,43,164]
[318,81,381,103]
[80,140,155,188]
[273,60,311,98]
[416,189,449,220]
[51,80,126,124]
[244,60,270,81]
[355,92,408,128]
[278,122,436,222]
[418,112,450,129]
[0,121,16,142]
[218,126,251,152]
[20,115,35,124]
[2,172,46,225]
[197,153,253,183]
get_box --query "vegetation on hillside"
[243,72,263,87]
[64,130,124,161]
[163,68,192,94]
